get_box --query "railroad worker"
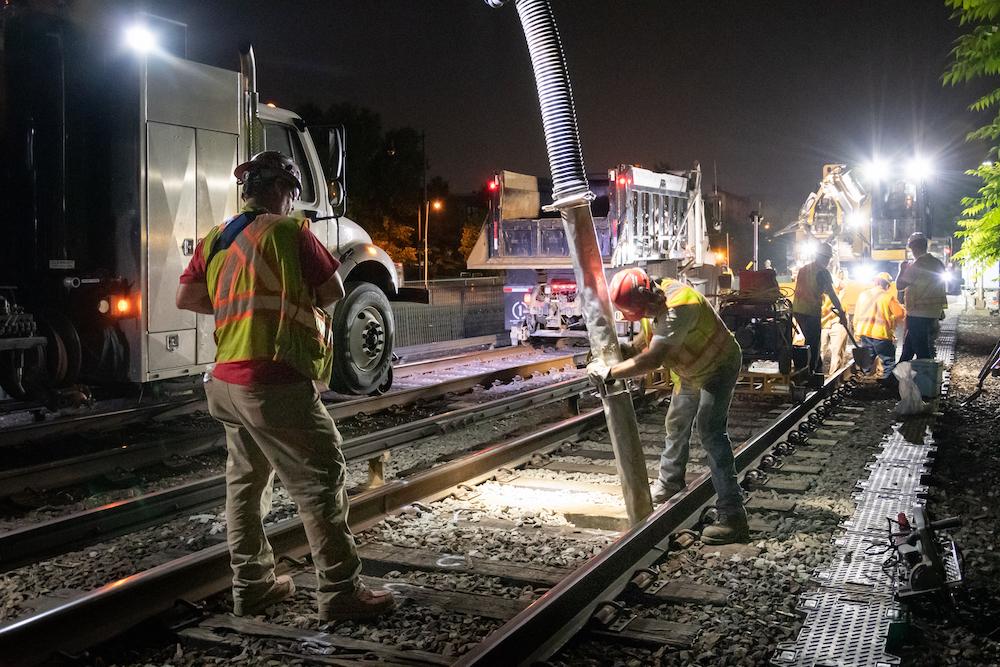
[853,272,906,382]
[820,272,849,375]
[792,242,847,381]
[175,151,396,622]
[896,232,947,361]
[587,268,749,545]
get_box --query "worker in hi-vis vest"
[853,272,906,382]
[587,268,749,545]
[176,151,396,622]
[793,242,847,383]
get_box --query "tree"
[944,0,1000,266]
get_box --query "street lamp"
[424,198,444,286]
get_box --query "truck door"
[262,120,327,245]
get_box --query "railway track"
[0,366,857,666]
[0,342,568,450]
[0,348,584,501]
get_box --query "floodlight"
[846,211,867,228]
[905,157,932,182]
[863,159,888,182]
[125,24,157,54]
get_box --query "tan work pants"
[826,322,848,373]
[205,378,361,609]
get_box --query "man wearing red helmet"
[588,267,748,544]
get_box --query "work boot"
[650,479,686,504]
[701,510,750,545]
[319,583,397,622]
[233,574,296,616]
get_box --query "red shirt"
[179,216,340,385]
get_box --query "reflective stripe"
[204,209,333,383]
[821,295,837,329]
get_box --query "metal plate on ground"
[856,462,927,497]
[842,495,925,535]
[875,441,936,464]
[771,589,902,667]
[814,531,895,595]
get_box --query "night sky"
[155,0,987,231]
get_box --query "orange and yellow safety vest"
[853,286,905,342]
[204,208,334,383]
[793,262,825,317]
[656,279,740,385]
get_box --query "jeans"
[206,378,362,611]
[860,335,897,379]
[899,316,937,361]
[795,313,823,374]
[659,351,744,514]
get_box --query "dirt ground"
[895,310,1000,665]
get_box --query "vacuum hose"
[488,0,652,525]
[510,1,588,201]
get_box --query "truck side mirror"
[327,126,347,217]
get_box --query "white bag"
[893,361,930,415]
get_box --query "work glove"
[586,359,614,387]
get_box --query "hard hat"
[234,151,303,198]
[608,267,652,321]
[875,272,893,285]
[816,242,834,258]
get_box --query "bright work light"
[905,157,932,182]
[124,24,157,54]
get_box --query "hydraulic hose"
[488,0,652,524]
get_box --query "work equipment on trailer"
[718,270,810,400]
[887,507,963,600]
[962,335,1000,405]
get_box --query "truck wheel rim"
[350,306,385,372]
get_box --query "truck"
[466,163,718,343]
[0,5,421,401]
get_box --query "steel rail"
[0,353,584,498]
[0,407,607,666]
[0,347,561,449]
[0,398,204,449]
[0,377,591,573]
[455,364,856,666]
[327,351,584,420]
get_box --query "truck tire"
[329,283,394,395]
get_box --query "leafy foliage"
[945,0,1000,265]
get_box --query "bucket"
[909,359,943,398]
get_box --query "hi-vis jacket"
[792,262,827,317]
[652,278,740,386]
[204,208,334,383]
[853,286,905,342]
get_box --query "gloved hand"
[586,359,614,387]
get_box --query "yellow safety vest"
[821,295,837,329]
[853,287,905,342]
[792,262,825,316]
[656,279,739,385]
[204,209,334,383]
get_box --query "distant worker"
[763,259,773,270]
[853,272,906,382]
[820,269,849,375]
[896,232,947,361]
[792,242,847,382]
[176,151,396,622]
[587,268,748,545]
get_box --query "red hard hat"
[608,267,652,320]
